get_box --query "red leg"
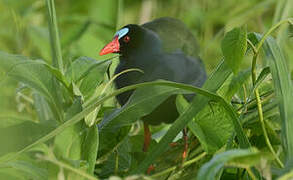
[143,122,155,174]
[147,165,155,174]
[143,122,151,152]
[182,127,188,160]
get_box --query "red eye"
[123,36,130,43]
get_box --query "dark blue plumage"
[109,18,206,125]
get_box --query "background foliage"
[0,0,292,179]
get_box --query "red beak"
[99,36,120,55]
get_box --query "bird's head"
[99,24,161,57]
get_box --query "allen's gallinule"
[100,17,206,158]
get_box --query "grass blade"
[261,35,293,163]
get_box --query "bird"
[99,17,207,158]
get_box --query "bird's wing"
[142,17,200,59]
[142,52,206,88]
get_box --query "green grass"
[0,0,293,179]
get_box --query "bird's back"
[142,17,200,59]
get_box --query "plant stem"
[251,50,283,168]
[249,19,293,168]
[46,0,64,73]
[254,87,283,168]
[150,152,206,178]
[247,39,257,54]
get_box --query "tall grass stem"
[45,0,64,73]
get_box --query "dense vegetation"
[0,0,292,179]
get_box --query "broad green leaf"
[33,92,53,122]
[0,120,56,156]
[54,97,99,177]
[221,69,251,100]
[192,103,234,153]
[221,27,247,74]
[53,97,88,179]
[65,57,109,83]
[99,137,131,178]
[98,125,130,162]
[2,160,47,180]
[177,95,234,153]
[27,143,50,155]
[0,113,34,129]
[79,67,105,98]
[37,151,98,180]
[65,56,111,98]
[197,148,260,180]
[0,168,28,180]
[82,125,99,174]
[84,106,99,127]
[0,51,67,122]
[41,62,70,89]
[54,97,85,159]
